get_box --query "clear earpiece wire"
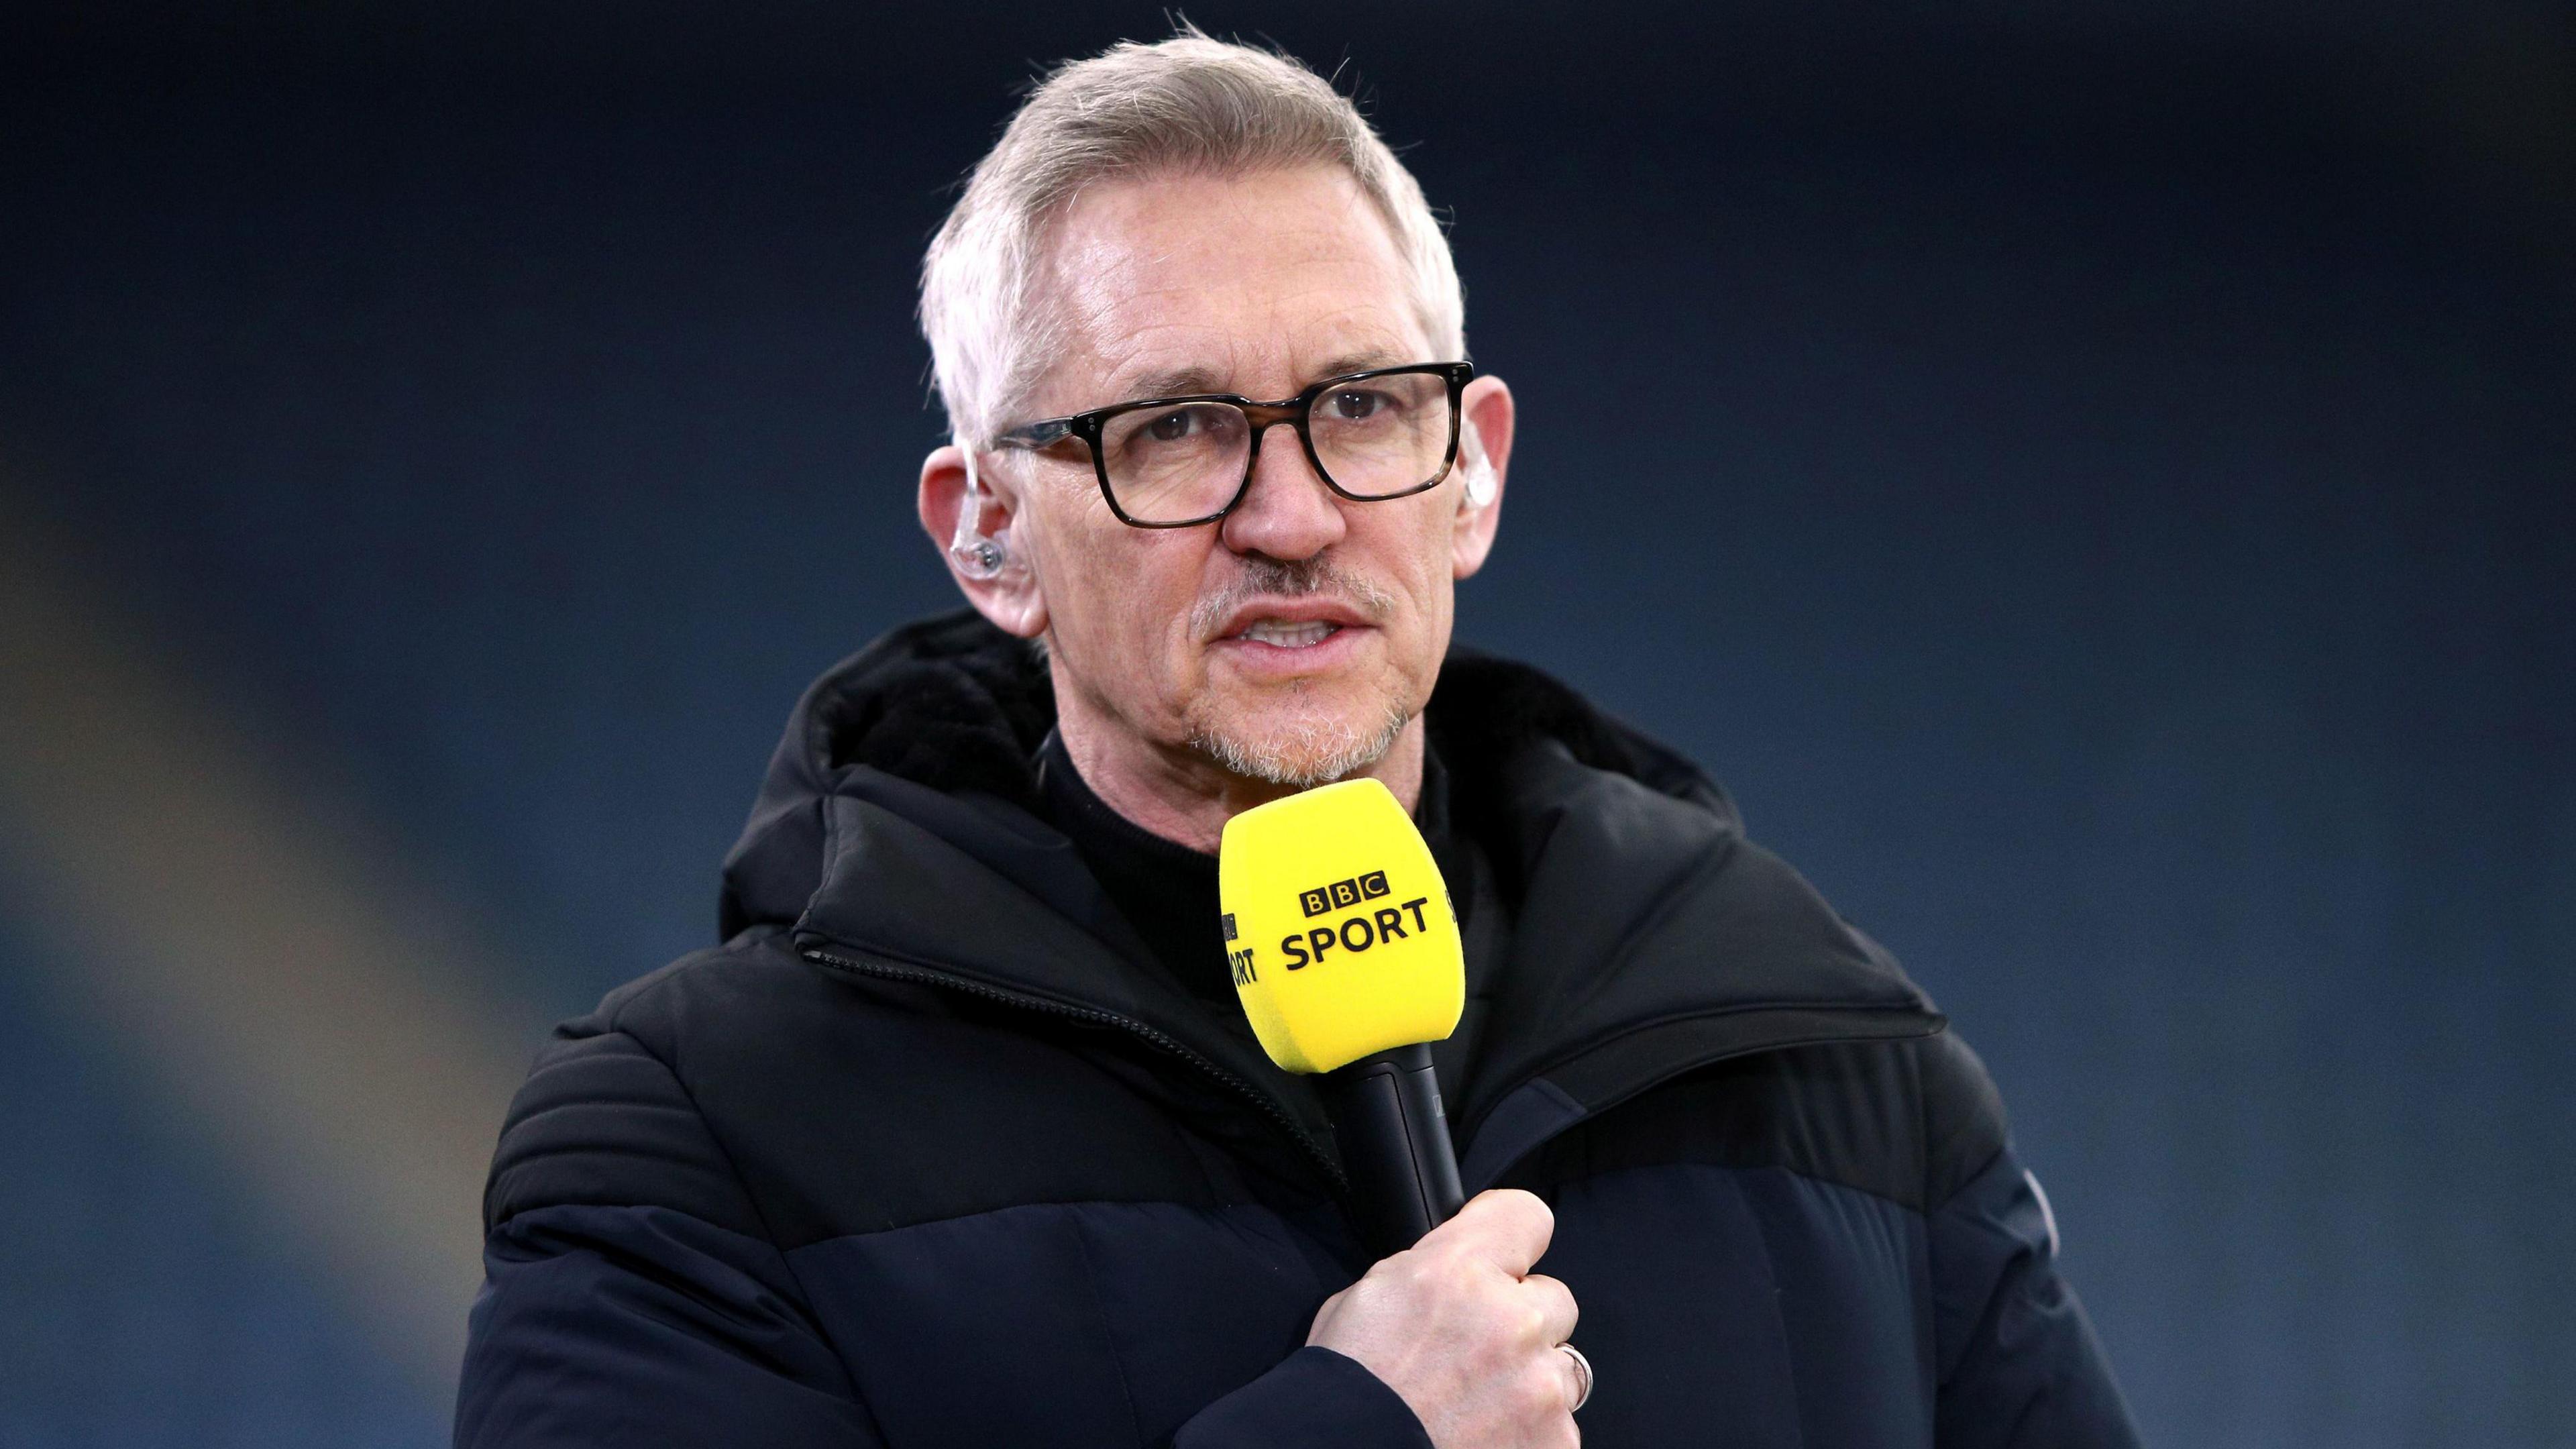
[949,445,1010,580]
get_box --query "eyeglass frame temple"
[986,361,1474,529]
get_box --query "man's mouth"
[1232,619,1343,649]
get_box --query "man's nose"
[1218,420,1349,561]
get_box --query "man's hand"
[1305,1189,1584,1448]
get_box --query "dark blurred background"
[2,2,2570,1444]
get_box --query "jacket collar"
[720,610,1943,1187]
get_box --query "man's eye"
[1328,389,1389,421]
[1144,410,1195,442]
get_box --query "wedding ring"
[1556,1342,1594,1413]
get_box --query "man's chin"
[1184,696,1409,790]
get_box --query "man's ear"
[1450,376,1513,580]
[918,443,1049,639]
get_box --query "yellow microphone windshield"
[1217,778,1464,1075]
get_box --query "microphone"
[1218,778,1467,1255]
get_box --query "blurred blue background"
[2,3,2569,1444]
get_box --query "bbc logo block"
[1299,869,1390,918]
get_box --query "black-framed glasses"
[990,361,1474,528]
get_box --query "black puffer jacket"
[455,610,2139,1448]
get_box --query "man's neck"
[1053,693,1426,855]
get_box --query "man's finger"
[1437,1189,1555,1277]
[1556,1342,1593,1414]
[1521,1272,1579,1346]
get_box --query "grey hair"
[918,29,1466,447]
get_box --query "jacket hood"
[719,608,1735,936]
[719,608,1941,1185]
[721,610,1058,940]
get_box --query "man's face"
[1000,166,1487,787]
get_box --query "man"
[455,32,2139,1449]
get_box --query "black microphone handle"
[1318,1040,1468,1256]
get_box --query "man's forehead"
[1099,340,1419,402]
[1033,168,1427,411]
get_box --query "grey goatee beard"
[1185,555,1408,788]
[1187,696,1411,789]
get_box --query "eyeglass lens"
[1095,371,1454,523]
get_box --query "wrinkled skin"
[917,165,1516,850]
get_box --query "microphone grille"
[1216,780,1464,1074]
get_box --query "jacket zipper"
[800,945,1350,1194]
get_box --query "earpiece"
[950,532,1008,578]
[1458,427,1499,509]
[1460,455,1498,509]
[949,447,1012,580]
